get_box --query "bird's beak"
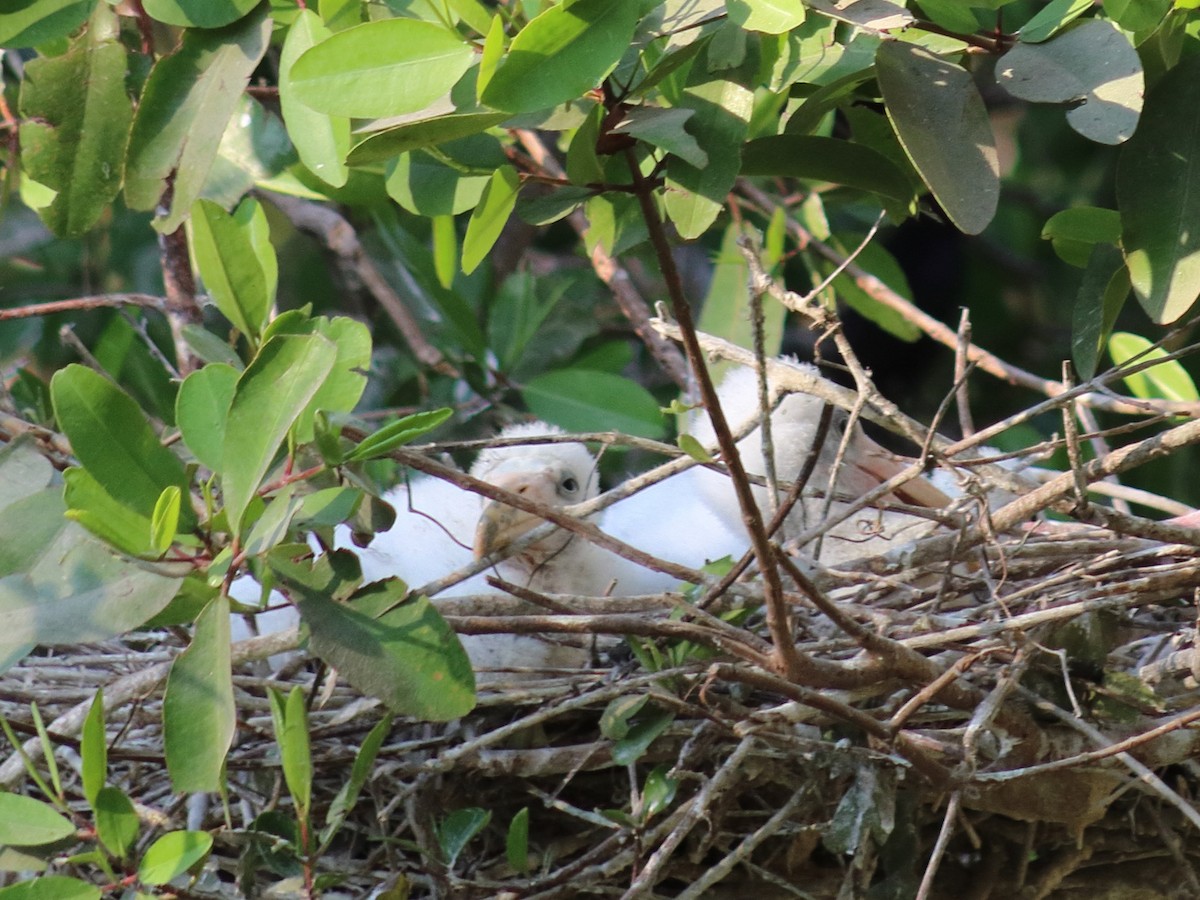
[847,432,954,508]
[473,470,561,558]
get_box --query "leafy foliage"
[4,0,1200,892]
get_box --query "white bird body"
[599,468,750,593]
[688,363,953,566]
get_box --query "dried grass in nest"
[4,477,1200,899]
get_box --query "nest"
[4,417,1200,900]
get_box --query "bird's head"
[470,422,599,566]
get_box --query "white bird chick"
[470,422,603,594]
[689,363,952,565]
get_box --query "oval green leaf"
[141,0,258,28]
[189,197,275,341]
[462,165,521,275]
[80,690,106,807]
[348,408,454,462]
[348,112,508,167]
[1108,332,1199,404]
[875,41,999,235]
[221,334,338,535]
[137,830,214,885]
[0,0,94,48]
[481,0,641,114]
[94,787,138,860]
[0,794,75,846]
[277,558,476,721]
[17,3,132,238]
[997,20,1142,145]
[163,593,234,793]
[1042,206,1122,267]
[280,11,350,187]
[50,364,191,527]
[1072,243,1129,380]
[288,18,474,119]
[0,877,100,900]
[1117,54,1200,324]
[522,369,665,438]
[742,135,914,203]
[176,363,238,474]
[124,6,270,232]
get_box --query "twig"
[916,791,961,900]
[955,309,975,437]
[623,149,801,681]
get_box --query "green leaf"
[807,0,911,29]
[641,765,679,818]
[612,707,674,765]
[523,369,665,438]
[728,0,805,34]
[273,555,476,721]
[265,314,372,443]
[221,334,338,535]
[665,64,753,239]
[0,0,94,48]
[50,365,191,528]
[1103,0,1170,32]
[348,408,454,462]
[0,794,74,846]
[142,0,258,28]
[506,808,530,875]
[348,112,508,167]
[93,787,138,860]
[176,363,238,473]
[677,433,713,463]
[0,876,100,900]
[386,134,504,217]
[1117,54,1200,324]
[181,324,243,369]
[1042,206,1122,267]
[480,0,641,113]
[288,18,474,119]
[137,831,214,886]
[611,107,708,168]
[320,715,392,847]
[741,135,914,204]
[1017,0,1091,42]
[600,694,649,740]
[997,20,1142,145]
[279,11,349,187]
[432,214,458,289]
[17,4,131,237]
[0,490,181,667]
[565,103,606,186]
[58,468,148,554]
[1072,244,1129,380]
[150,486,182,556]
[124,6,271,232]
[189,197,276,341]
[80,690,106,807]
[0,436,54,513]
[462,164,520,275]
[269,687,313,819]
[875,41,999,235]
[1108,332,1200,403]
[437,808,491,867]
[477,13,505,98]
[163,593,234,792]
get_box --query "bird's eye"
[560,475,580,495]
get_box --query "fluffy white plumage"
[688,362,952,565]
